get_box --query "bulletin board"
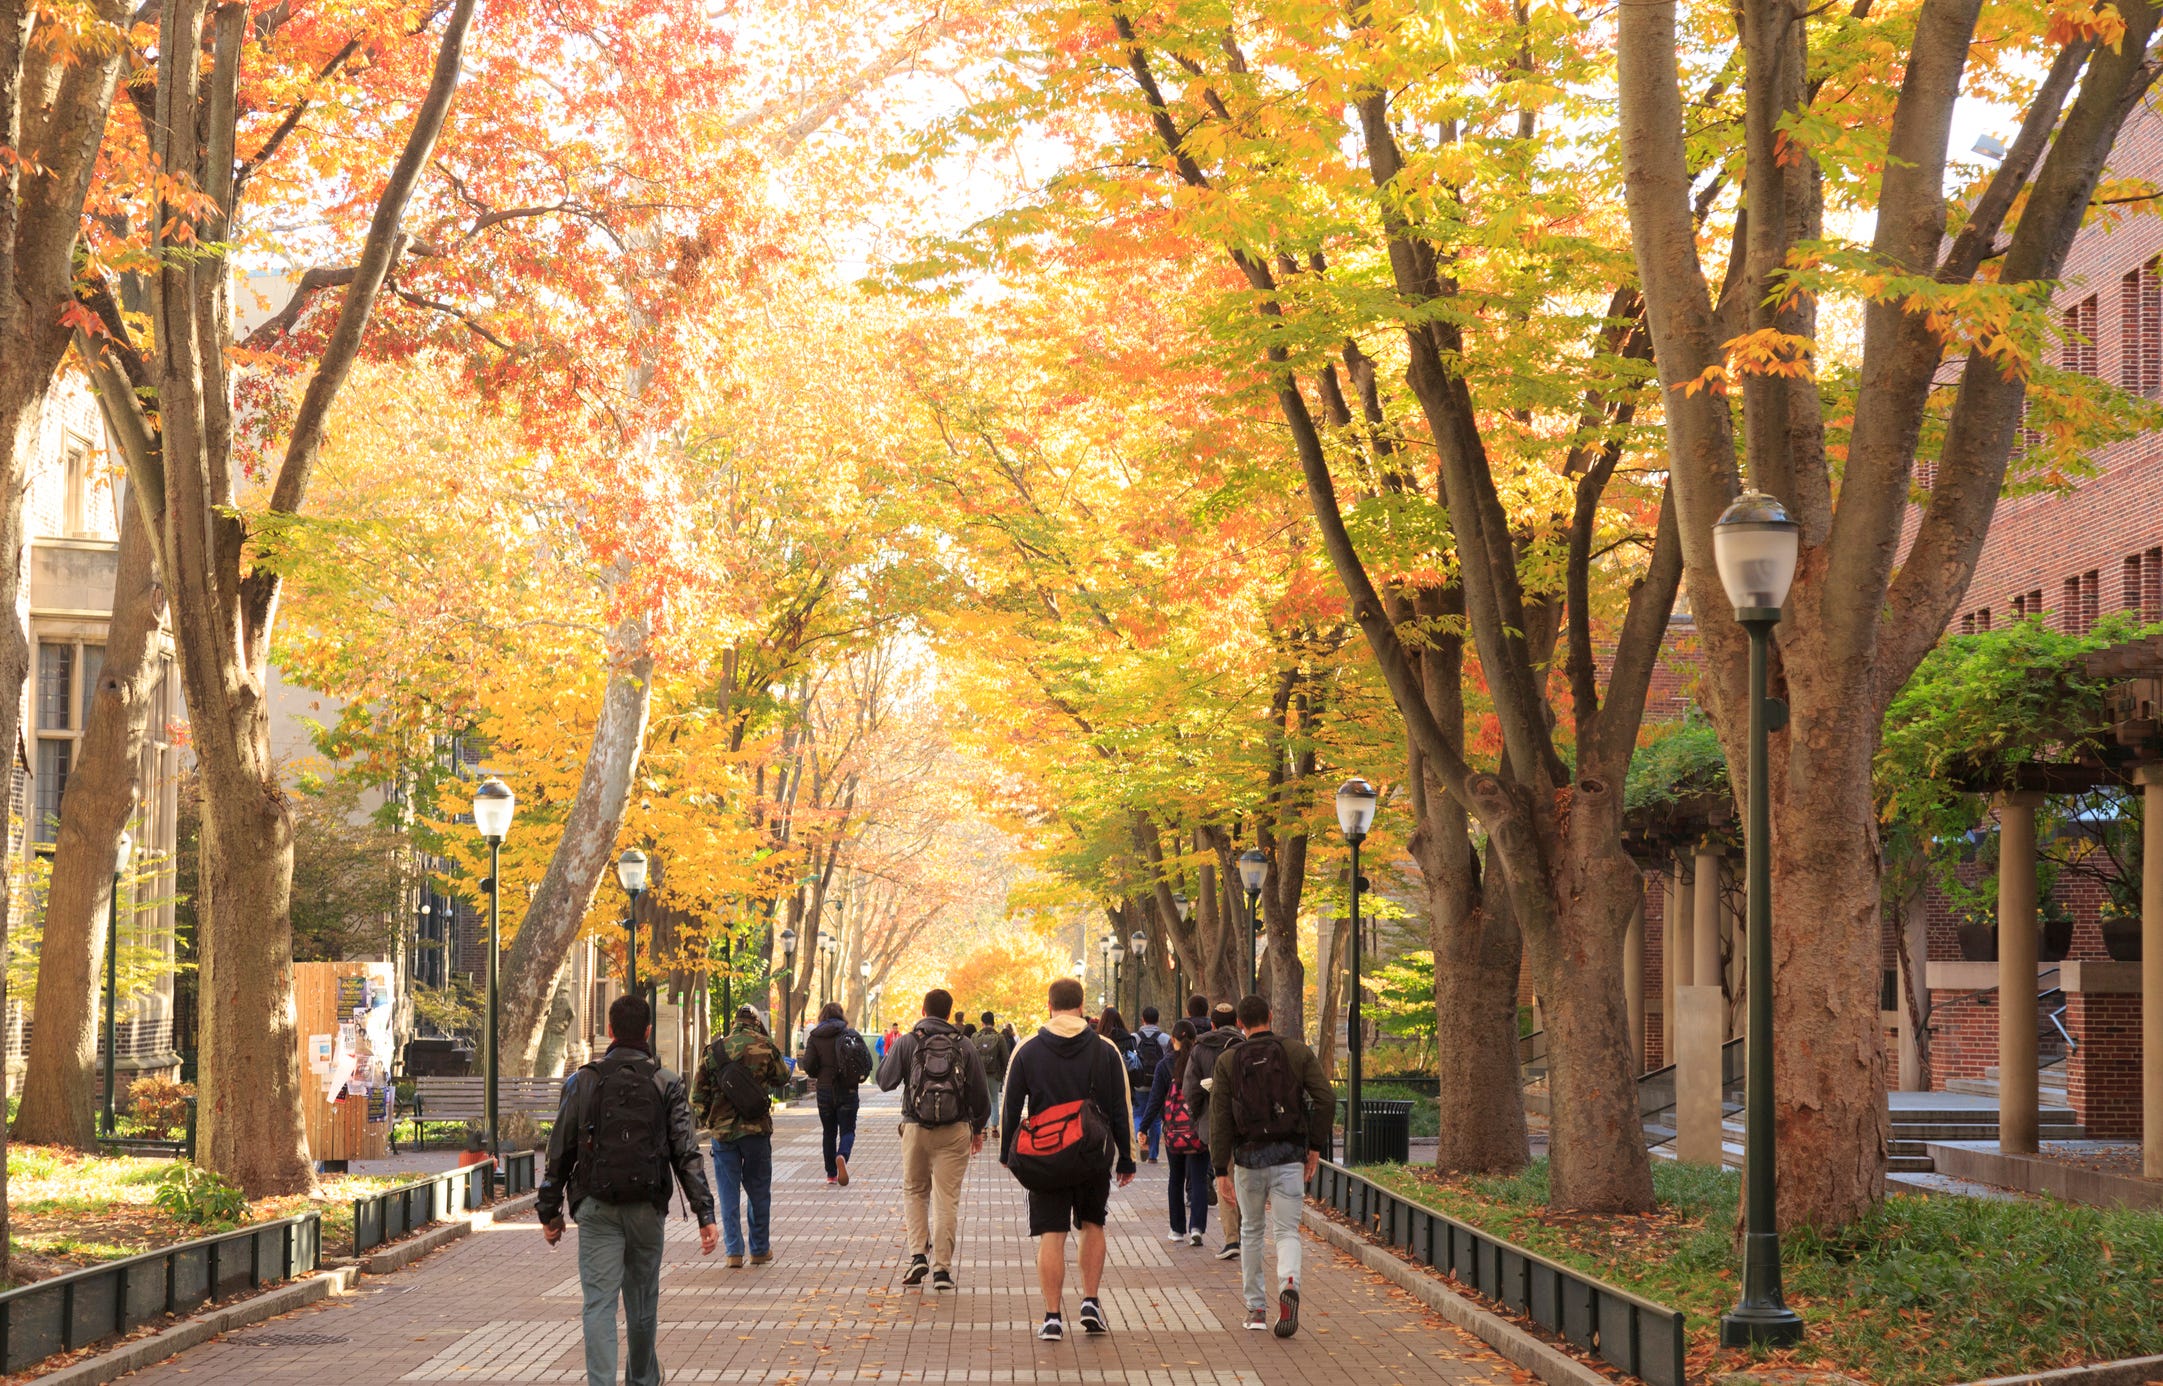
[294,960,396,1163]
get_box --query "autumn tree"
[1619,0,2161,1226]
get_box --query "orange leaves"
[2047,0,2129,49]
[1681,328,1817,398]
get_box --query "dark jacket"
[801,1017,852,1092]
[1135,1052,1178,1130]
[1129,1023,1167,1089]
[999,1014,1136,1175]
[1180,1025,1242,1111]
[537,1041,715,1227]
[1206,1028,1333,1175]
[875,1016,993,1131]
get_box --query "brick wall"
[1927,988,1998,1086]
[1641,866,1666,1068]
[2066,993,2143,1138]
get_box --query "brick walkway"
[121,1089,1529,1385]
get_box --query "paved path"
[123,1089,1529,1385]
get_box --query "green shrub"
[151,1164,245,1226]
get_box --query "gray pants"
[577,1198,666,1386]
[1234,1162,1305,1310]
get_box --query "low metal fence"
[352,1165,488,1257]
[0,1212,321,1374]
[499,1149,536,1197]
[1309,1161,1687,1386]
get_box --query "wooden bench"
[403,1075,565,1151]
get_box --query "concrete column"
[1661,865,1681,1060]
[1694,845,1723,997]
[1998,791,2045,1154]
[1675,985,1726,1164]
[1896,951,1922,1092]
[2140,766,2163,1178]
[1625,895,1646,1072]
[1674,859,1696,989]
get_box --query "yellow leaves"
[1679,329,1815,397]
[2048,0,2127,49]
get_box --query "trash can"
[1347,1098,1413,1165]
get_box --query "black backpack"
[837,1029,875,1085]
[577,1051,672,1206]
[1183,1030,1239,1122]
[906,1028,971,1126]
[1219,1034,1306,1145]
[1132,1028,1165,1079]
[710,1039,770,1120]
[971,1028,1008,1078]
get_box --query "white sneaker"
[1188,1230,1204,1247]
[1165,1230,1187,1242]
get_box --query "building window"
[31,640,106,845]
[2064,570,2100,634]
[1961,613,1976,635]
[1978,607,1991,631]
[2065,294,2100,378]
[61,438,92,536]
[2125,262,2163,398]
[2013,589,2046,623]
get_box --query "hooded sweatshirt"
[999,1013,1137,1175]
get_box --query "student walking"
[876,988,993,1290]
[694,1004,790,1267]
[1001,977,1136,1342]
[1182,1001,1243,1259]
[971,1011,1012,1139]
[537,995,719,1386]
[802,1002,874,1186]
[1135,1019,1211,1244]
[1208,994,1332,1338]
[1130,1007,1167,1162]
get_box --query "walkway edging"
[1303,1206,1612,1386]
[31,1265,360,1386]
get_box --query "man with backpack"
[802,1001,874,1186]
[876,987,992,1290]
[1182,1000,1243,1260]
[1130,1007,1167,1162]
[971,1011,1011,1139]
[1000,977,1136,1342]
[537,995,718,1386]
[693,1004,790,1267]
[1208,994,1332,1338]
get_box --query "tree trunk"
[1527,808,1655,1209]
[1262,831,1309,1037]
[498,613,654,1074]
[532,958,577,1078]
[1313,913,1346,1075]
[0,368,33,1275]
[12,502,161,1148]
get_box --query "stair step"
[1889,1139,1931,1156]
[1889,1154,1937,1173]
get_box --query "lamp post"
[1099,935,1116,1010]
[859,958,872,1014]
[1128,929,1148,1020]
[1336,777,1376,1164]
[818,930,837,1008]
[779,926,798,1053]
[1713,490,1806,1348]
[1170,893,1190,1003]
[472,778,517,1162]
[1237,851,1267,996]
[617,847,649,1000]
[101,830,134,1137]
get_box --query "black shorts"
[1027,1175,1112,1236]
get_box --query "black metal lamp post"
[1237,850,1267,996]
[1712,489,1805,1349]
[1128,930,1147,1019]
[1170,893,1190,1003]
[1336,777,1376,1164]
[617,847,649,1000]
[472,778,517,1162]
[779,926,798,1051]
[818,930,837,1008]
[1101,934,1119,1010]
[101,830,134,1137]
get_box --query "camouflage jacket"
[693,1025,788,1142]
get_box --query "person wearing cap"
[693,1004,789,1267]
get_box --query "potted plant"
[2040,898,2075,962]
[2101,907,2141,962]
[1955,912,1997,962]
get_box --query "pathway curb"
[1302,1206,1612,1386]
[1957,1354,2163,1385]
[358,1191,537,1274]
[32,1266,360,1385]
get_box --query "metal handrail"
[1309,1162,1686,1386]
[352,1164,489,1256]
[0,1212,321,1374]
[1517,1029,1549,1085]
[1924,967,2063,1030]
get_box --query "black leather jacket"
[537,1042,716,1227]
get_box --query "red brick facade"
[2065,993,2144,1139]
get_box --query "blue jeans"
[575,1198,664,1386]
[1235,1162,1306,1309]
[1167,1149,1210,1236]
[710,1134,772,1257]
[817,1086,859,1178]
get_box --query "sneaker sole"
[1275,1288,1299,1339]
[836,1158,850,1187]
